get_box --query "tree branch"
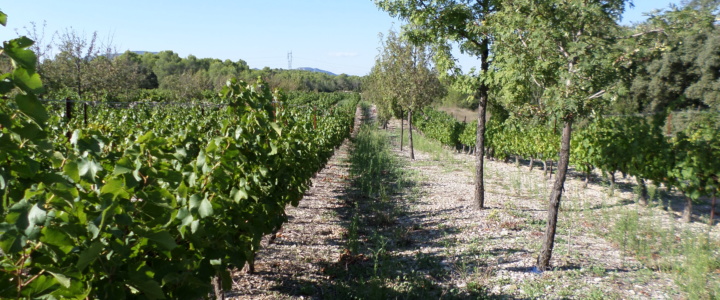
[587,90,606,99]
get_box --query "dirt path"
[383,118,681,299]
[225,107,362,299]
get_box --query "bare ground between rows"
[225,107,364,299]
[226,110,714,299]
[389,117,720,299]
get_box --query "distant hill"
[131,51,159,55]
[296,67,336,76]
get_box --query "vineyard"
[411,106,720,219]
[0,25,361,298]
[3,4,720,299]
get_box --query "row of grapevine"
[286,91,359,107]
[411,107,558,165]
[412,108,463,147]
[409,106,719,214]
[572,116,720,210]
[1,29,358,298]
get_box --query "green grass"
[322,107,491,299]
[600,207,720,299]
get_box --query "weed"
[519,278,547,298]
[586,287,607,300]
[590,265,605,277]
[488,209,501,222]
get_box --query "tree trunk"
[710,191,716,225]
[542,159,547,174]
[529,157,535,171]
[548,160,553,179]
[515,155,520,167]
[682,195,692,223]
[474,39,490,210]
[583,167,591,188]
[400,109,404,151]
[636,177,649,206]
[536,120,572,271]
[212,275,224,300]
[408,110,415,160]
[610,171,616,196]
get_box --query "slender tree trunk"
[536,120,572,271]
[636,177,649,206]
[474,38,490,210]
[542,159,548,174]
[529,157,535,171]
[548,160,553,179]
[682,195,692,223]
[400,109,404,151]
[408,110,415,160]
[710,191,716,225]
[583,167,591,188]
[610,171,616,196]
[474,85,488,209]
[515,155,520,167]
[212,275,224,300]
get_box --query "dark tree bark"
[408,110,415,160]
[548,160,554,179]
[636,177,649,206]
[610,171,616,195]
[711,192,716,225]
[474,38,490,210]
[536,120,572,271]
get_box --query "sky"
[1,0,683,76]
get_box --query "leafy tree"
[376,0,498,208]
[371,30,445,159]
[617,5,719,115]
[41,28,105,99]
[488,0,626,271]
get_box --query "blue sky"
[2,1,681,76]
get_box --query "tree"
[376,0,498,208]
[41,28,105,99]
[621,7,719,115]
[371,30,445,159]
[488,0,626,271]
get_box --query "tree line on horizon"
[0,26,363,102]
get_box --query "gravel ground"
[227,108,717,299]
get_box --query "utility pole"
[287,51,292,70]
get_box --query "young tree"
[488,0,626,271]
[371,30,445,159]
[376,0,499,208]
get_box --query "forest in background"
[0,26,363,103]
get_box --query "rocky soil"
[226,109,718,299]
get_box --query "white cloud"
[328,52,358,57]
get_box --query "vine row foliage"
[409,107,718,204]
[411,107,558,162]
[0,17,357,298]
